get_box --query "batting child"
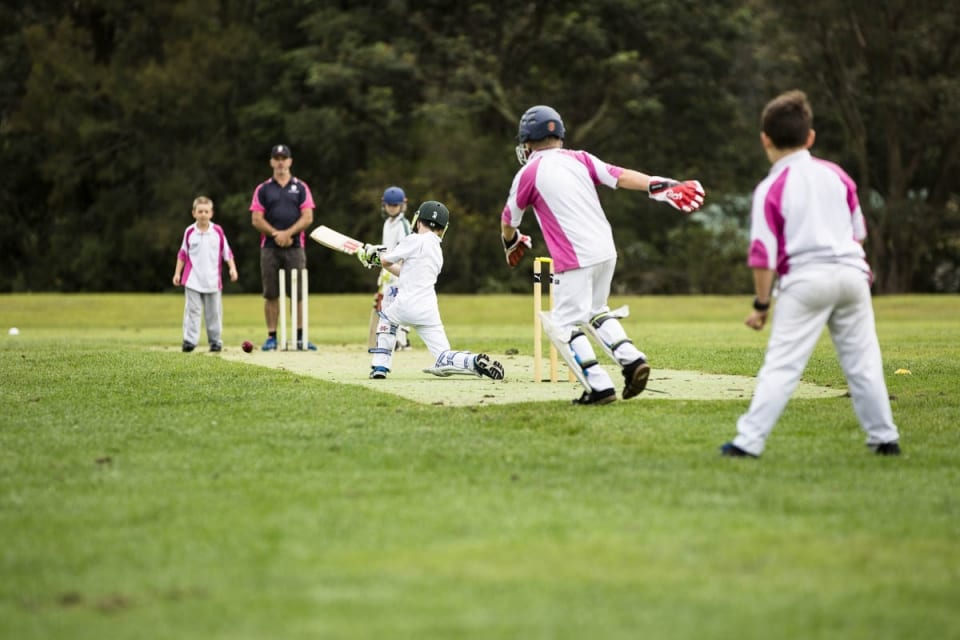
[720,89,901,457]
[173,196,238,352]
[358,200,505,381]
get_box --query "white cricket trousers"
[552,258,645,392]
[183,288,223,347]
[733,265,899,455]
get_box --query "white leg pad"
[539,311,591,391]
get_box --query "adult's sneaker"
[262,336,277,351]
[369,366,389,379]
[572,387,617,405]
[182,341,196,353]
[209,343,222,353]
[720,442,757,458]
[871,441,902,456]
[297,340,318,351]
[622,358,650,400]
[474,353,505,380]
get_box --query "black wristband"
[753,297,771,312]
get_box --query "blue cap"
[382,186,406,205]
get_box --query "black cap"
[271,144,292,158]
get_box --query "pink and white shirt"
[178,223,234,293]
[501,148,623,273]
[749,149,870,284]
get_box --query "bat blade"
[309,225,364,255]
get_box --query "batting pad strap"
[368,348,392,355]
[579,359,599,370]
[589,313,614,329]
[610,339,633,351]
[569,330,586,343]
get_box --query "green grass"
[1,293,958,639]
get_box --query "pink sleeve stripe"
[814,158,859,213]
[179,227,194,286]
[298,180,316,210]
[249,181,266,212]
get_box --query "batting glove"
[502,231,532,268]
[357,243,386,269]
[648,177,706,213]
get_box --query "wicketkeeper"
[501,105,705,404]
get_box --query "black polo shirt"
[250,176,315,248]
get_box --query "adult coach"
[720,90,901,458]
[250,144,317,351]
[500,105,705,405]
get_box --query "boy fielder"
[368,186,412,349]
[721,90,901,457]
[173,196,238,352]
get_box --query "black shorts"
[261,247,307,299]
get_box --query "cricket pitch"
[219,345,843,407]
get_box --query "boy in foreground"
[721,90,901,458]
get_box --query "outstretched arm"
[618,169,705,213]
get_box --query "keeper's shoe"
[262,336,278,351]
[369,366,389,379]
[572,387,617,406]
[720,442,758,458]
[182,341,196,353]
[474,353,505,380]
[622,358,650,400]
[871,441,902,456]
[209,342,222,353]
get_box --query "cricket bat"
[309,225,365,255]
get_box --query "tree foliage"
[0,0,957,294]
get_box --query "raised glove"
[357,243,386,269]
[502,231,532,268]
[648,177,705,213]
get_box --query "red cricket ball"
[241,340,254,353]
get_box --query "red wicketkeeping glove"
[502,231,532,268]
[648,177,706,213]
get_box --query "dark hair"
[761,90,812,149]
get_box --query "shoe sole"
[623,362,651,400]
[475,354,505,380]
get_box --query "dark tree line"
[1,0,958,295]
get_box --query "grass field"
[1,293,958,639]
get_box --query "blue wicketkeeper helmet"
[517,105,565,143]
